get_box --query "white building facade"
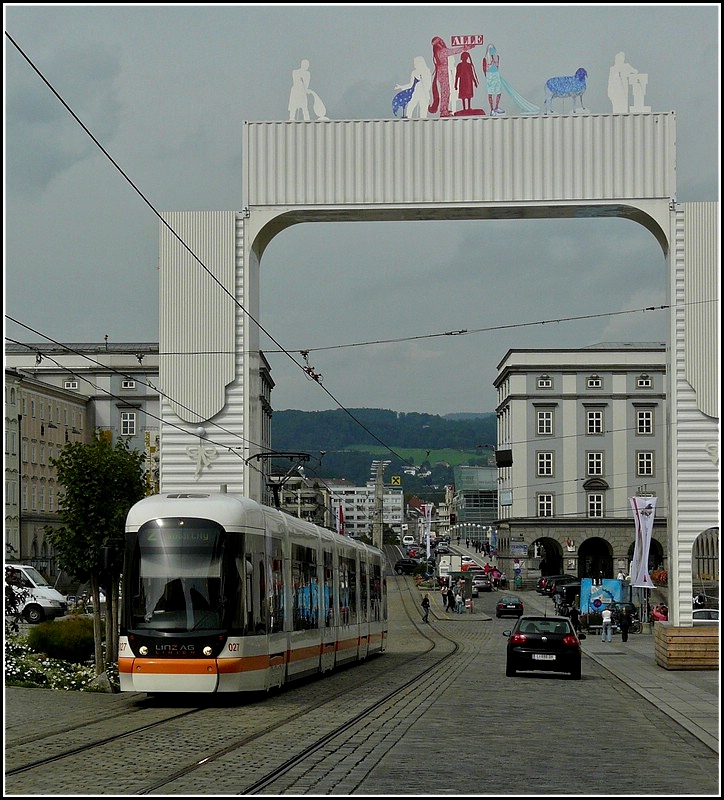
[493,343,669,584]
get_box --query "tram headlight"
[203,646,213,656]
[139,645,148,656]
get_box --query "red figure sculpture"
[428,36,480,118]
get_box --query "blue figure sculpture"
[392,78,420,118]
[543,67,588,114]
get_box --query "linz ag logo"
[154,643,196,656]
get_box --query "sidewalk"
[444,542,720,753]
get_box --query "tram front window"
[130,521,226,631]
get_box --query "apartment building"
[493,342,668,586]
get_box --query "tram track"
[4,573,466,795]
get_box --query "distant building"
[5,368,89,577]
[493,342,669,585]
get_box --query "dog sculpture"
[392,78,420,118]
[543,67,588,114]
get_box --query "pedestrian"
[455,591,464,614]
[421,593,431,623]
[617,568,626,581]
[569,605,581,634]
[499,571,507,590]
[618,607,631,642]
[447,588,457,612]
[601,605,613,642]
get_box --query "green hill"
[271,408,497,497]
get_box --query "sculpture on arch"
[393,55,432,119]
[428,35,481,118]
[288,59,329,121]
[608,51,650,113]
[543,67,588,114]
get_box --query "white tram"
[118,491,388,694]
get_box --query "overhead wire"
[4,31,679,513]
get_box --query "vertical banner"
[629,496,657,588]
[423,503,433,557]
[336,503,345,536]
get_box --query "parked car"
[544,575,579,596]
[496,594,525,618]
[394,558,421,575]
[536,574,572,594]
[503,615,586,679]
[5,563,68,624]
[472,575,493,593]
[692,608,719,625]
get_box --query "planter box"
[654,622,719,670]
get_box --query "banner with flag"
[629,496,657,588]
[336,503,345,536]
[422,503,433,556]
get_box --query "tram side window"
[360,560,368,623]
[258,552,284,634]
[235,555,255,633]
[323,550,334,627]
[292,544,319,631]
[339,555,357,625]
[371,563,382,622]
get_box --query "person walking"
[421,593,431,623]
[618,607,631,642]
[569,605,581,634]
[446,587,457,612]
[601,605,613,642]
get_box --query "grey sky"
[4,4,720,415]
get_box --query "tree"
[46,435,146,682]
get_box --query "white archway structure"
[158,113,718,630]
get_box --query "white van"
[5,564,68,624]
[402,534,416,547]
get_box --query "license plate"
[533,654,556,661]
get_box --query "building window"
[537,375,552,389]
[587,493,604,517]
[64,380,79,390]
[636,409,654,435]
[587,451,604,476]
[637,451,655,476]
[587,375,602,389]
[31,399,36,418]
[121,379,136,389]
[536,410,554,436]
[586,409,604,435]
[120,411,137,436]
[637,374,652,388]
[537,451,554,477]
[537,493,554,517]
